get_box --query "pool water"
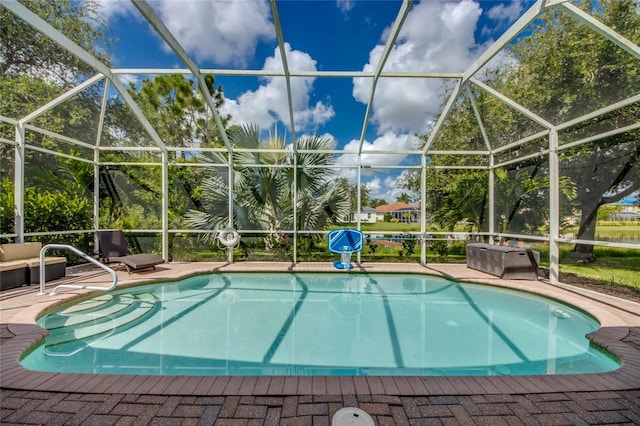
[21,272,619,376]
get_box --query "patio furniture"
[0,242,66,290]
[466,243,539,280]
[97,231,164,274]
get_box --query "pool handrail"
[39,244,118,296]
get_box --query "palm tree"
[396,192,413,204]
[184,124,350,250]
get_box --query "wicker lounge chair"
[97,231,164,273]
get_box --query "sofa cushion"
[0,260,29,272]
[25,257,67,268]
[0,242,42,261]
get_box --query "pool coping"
[2,261,639,396]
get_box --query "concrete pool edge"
[2,262,639,396]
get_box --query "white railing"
[39,244,118,296]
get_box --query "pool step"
[43,294,137,329]
[43,292,157,354]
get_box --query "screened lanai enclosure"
[1,0,639,284]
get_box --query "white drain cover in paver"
[332,407,374,426]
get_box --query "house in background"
[610,195,640,221]
[375,202,420,223]
[339,206,379,223]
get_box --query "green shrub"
[402,234,416,256]
[430,240,449,258]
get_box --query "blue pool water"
[21,273,619,376]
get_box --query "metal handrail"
[39,244,118,296]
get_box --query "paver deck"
[2,262,639,424]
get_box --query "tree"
[95,73,231,230]
[415,161,575,235]
[499,0,640,258]
[0,0,113,245]
[1,0,111,166]
[369,198,388,208]
[597,205,623,221]
[129,74,228,155]
[405,0,639,258]
[396,192,413,204]
[184,125,350,251]
[0,0,111,79]
[335,178,370,221]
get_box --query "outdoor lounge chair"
[97,230,164,273]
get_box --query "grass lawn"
[535,245,640,293]
[565,223,640,240]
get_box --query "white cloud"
[329,173,399,204]
[115,74,139,87]
[343,0,490,203]
[336,0,355,14]
[153,0,274,67]
[364,175,408,203]
[335,132,416,169]
[97,0,274,67]
[333,130,424,202]
[354,0,483,135]
[95,0,136,20]
[220,43,334,131]
[487,0,525,23]
[481,0,526,39]
[366,177,382,194]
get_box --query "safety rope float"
[218,228,240,248]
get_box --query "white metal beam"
[269,0,299,262]
[19,74,105,125]
[560,2,640,60]
[464,86,493,152]
[492,130,550,155]
[132,0,236,258]
[428,150,489,155]
[14,124,25,242]
[131,1,233,154]
[470,78,555,129]
[0,116,18,125]
[357,0,412,154]
[24,144,95,164]
[95,80,110,149]
[23,124,97,150]
[3,0,167,152]
[494,149,549,168]
[269,0,297,145]
[557,94,640,132]
[422,79,463,155]
[488,153,495,241]
[558,122,640,152]
[94,81,110,250]
[420,154,427,266]
[462,0,550,82]
[113,68,464,79]
[548,129,560,284]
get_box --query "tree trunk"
[572,203,599,261]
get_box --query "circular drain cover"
[332,407,374,426]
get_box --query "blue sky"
[97,0,532,202]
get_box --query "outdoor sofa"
[0,242,66,290]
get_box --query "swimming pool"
[21,272,619,376]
